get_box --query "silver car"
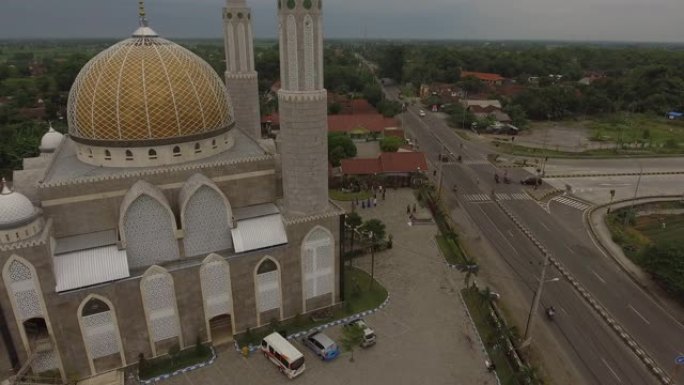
[345,319,376,348]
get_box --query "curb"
[138,346,217,384]
[234,294,391,354]
[545,170,684,179]
[494,201,674,385]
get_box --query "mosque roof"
[67,9,234,147]
[39,124,65,152]
[0,179,38,229]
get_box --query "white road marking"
[598,183,631,187]
[601,358,622,383]
[628,304,651,325]
[591,269,606,284]
[540,222,550,231]
[551,196,591,211]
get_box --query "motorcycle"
[545,306,556,320]
[494,173,500,184]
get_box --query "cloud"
[0,0,683,42]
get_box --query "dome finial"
[48,120,55,132]
[1,178,10,195]
[138,0,148,27]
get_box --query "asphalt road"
[386,84,683,384]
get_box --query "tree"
[379,136,404,152]
[328,133,357,166]
[345,212,363,266]
[360,219,386,288]
[460,263,479,288]
[340,323,364,362]
[328,102,342,115]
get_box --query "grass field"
[606,202,684,260]
[633,213,684,246]
[588,114,684,146]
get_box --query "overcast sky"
[1,0,683,42]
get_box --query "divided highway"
[385,84,683,384]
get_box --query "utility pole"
[522,253,553,347]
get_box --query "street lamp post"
[522,254,560,347]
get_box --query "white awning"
[231,213,288,253]
[54,246,130,292]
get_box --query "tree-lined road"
[386,83,683,384]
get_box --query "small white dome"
[40,125,65,153]
[0,179,37,228]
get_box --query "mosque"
[0,0,340,381]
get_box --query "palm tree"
[345,212,363,267]
[518,364,542,385]
[461,264,479,288]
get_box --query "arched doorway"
[78,295,125,375]
[200,255,235,345]
[208,315,233,346]
[23,318,49,351]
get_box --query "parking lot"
[159,189,496,385]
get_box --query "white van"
[261,332,306,379]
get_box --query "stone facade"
[278,0,329,216]
[0,0,340,381]
[223,1,261,140]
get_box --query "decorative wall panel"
[124,195,180,268]
[183,186,233,257]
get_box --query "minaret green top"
[138,0,148,27]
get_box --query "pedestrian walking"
[367,198,371,208]
[362,200,366,209]
[412,203,416,213]
[382,190,386,200]
[407,204,411,214]
[373,197,377,207]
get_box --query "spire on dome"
[1,178,10,195]
[132,0,158,37]
[139,0,148,27]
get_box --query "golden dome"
[67,27,234,145]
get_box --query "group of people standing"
[352,185,386,210]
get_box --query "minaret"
[223,0,262,139]
[278,0,328,216]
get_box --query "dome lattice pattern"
[68,36,234,144]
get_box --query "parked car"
[521,176,542,186]
[419,109,426,117]
[302,331,340,361]
[344,319,376,347]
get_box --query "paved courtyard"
[157,189,495,385]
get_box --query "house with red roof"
[340,152,428,187]
[461,71,506,86]
[328,114,398,137]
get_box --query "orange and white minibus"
[261,332,306,379]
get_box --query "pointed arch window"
[194,143,202,154]
[78,295,125,373]
[255,257,282,323]
[148,149,157,160]
[125,150,133,161]
[173,146,181,157]
[212,139,217,149]
[104,150,111,160]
